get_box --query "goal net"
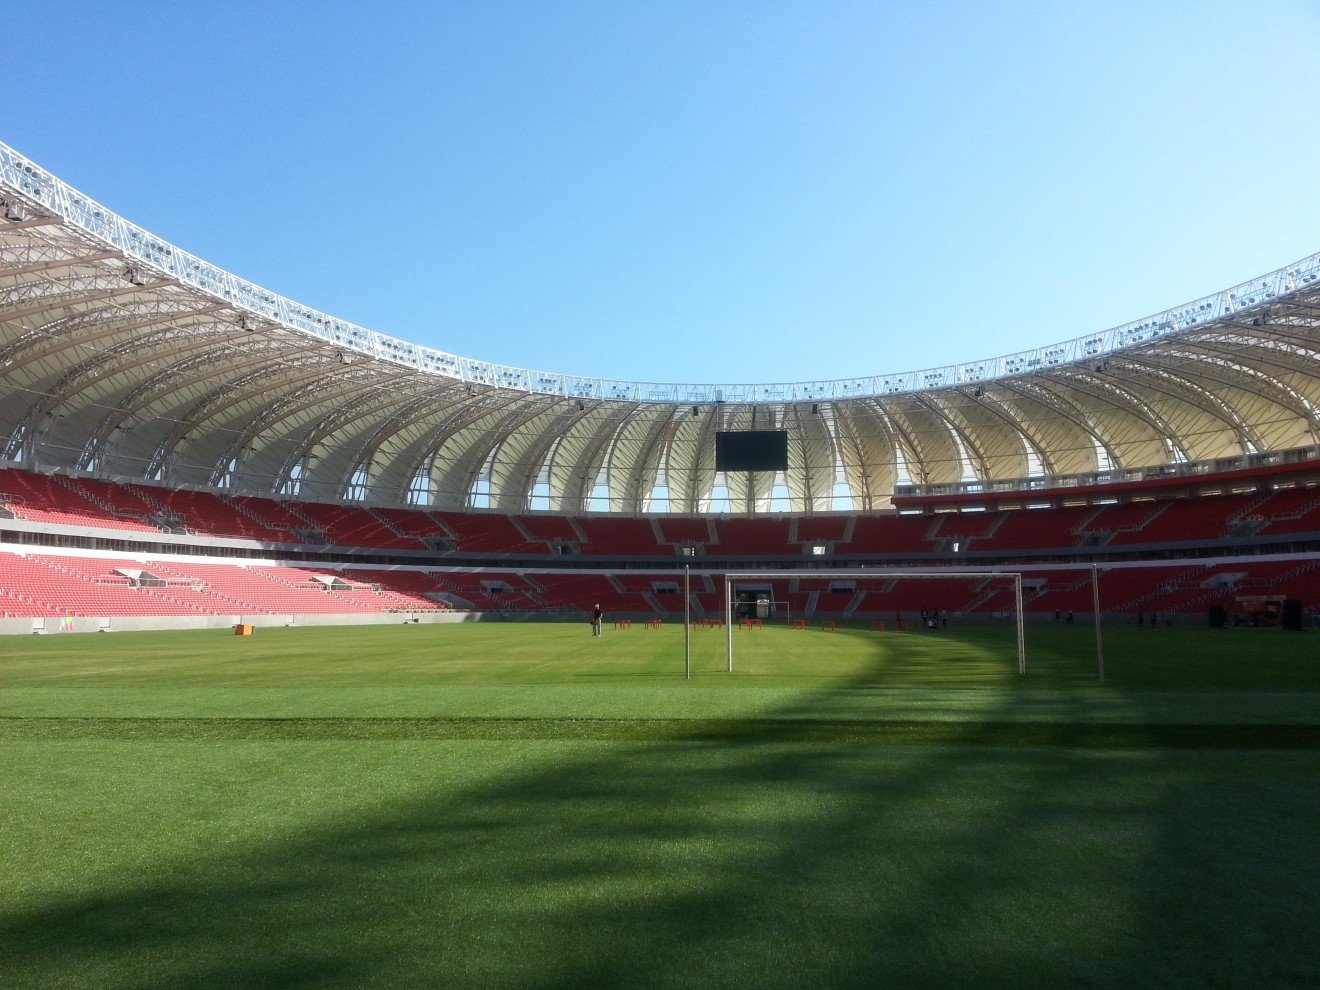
[718,569,1027,674]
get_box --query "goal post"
[721,570,1027,675]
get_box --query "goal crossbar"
[721,570,1026,674]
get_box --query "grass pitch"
[3,621,1319,989]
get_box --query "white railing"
[893,446,1320,499]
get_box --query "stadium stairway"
[56,476,166,532]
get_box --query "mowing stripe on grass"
[4,715,1320,748]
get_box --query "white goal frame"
[721,570,1026,675]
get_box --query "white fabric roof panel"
[3,142,1320,514]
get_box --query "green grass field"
[3,621,1319,989]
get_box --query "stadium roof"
[3,140,1320,513]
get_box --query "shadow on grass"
[4,631,1320,989]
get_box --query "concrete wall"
[0,611,489,636]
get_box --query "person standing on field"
[591,604,603,637]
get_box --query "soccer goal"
[720,570,1027,674]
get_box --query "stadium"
[2,140,1319,633]
[3,119,1319,990]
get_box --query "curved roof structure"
[3,140,1320,514]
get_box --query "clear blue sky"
[6,1,1320,385]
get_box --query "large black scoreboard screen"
[715,430,789,472]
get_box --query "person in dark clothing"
[591,604,603,637]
